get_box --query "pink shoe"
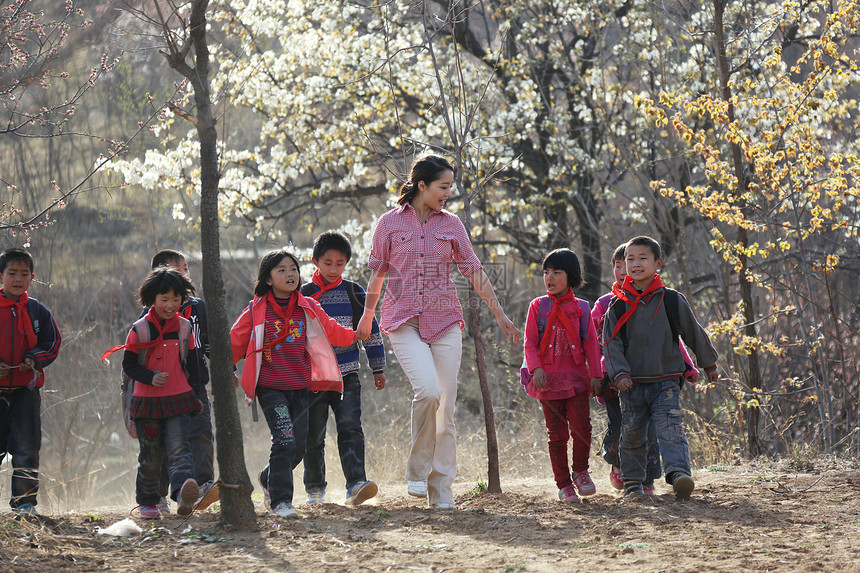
[609,466,624,490]
[139,505,161,519]
[558,485,579,503]
[643,484,656,495]
[574,471,596,496]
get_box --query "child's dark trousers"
[135,413,195,507]
[303,372,367,494]
[0,387,41,509]
[257,386,309,507]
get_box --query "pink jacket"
[230,292,355,402]
[523,295,601,400]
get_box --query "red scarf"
[253,290,300,354]
[307,269,342,300]
[539,288,582,360]
[101,307,181,360]
[606,274,665,343]
[0,290,38,351]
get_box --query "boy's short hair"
[313,232,352,262]
[254,250,302,297]
[138,268,195,306]
[626,236,662,260]
[151,249,187,269]
[542,248,584,289]
[0,248,34,274]
[611,243,626,263]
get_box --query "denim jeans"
[135,414,194,506]
[619,379,690,485]
[602,396,662,485]
[0,388,41,509]
[304,372,366,493]
[257,386,309,507]
[158,387,215,497]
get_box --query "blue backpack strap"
[578,299,591,341]
[536,296,551,342]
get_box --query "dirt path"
[2,462,859,572]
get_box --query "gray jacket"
[602,286,718,385]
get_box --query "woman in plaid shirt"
[356,154,519,509]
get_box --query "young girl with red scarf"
[523,249,602,503]
[230,250,355,519]
[103,268,202,519]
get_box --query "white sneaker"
[431,502,456,510]
[407,480,427,497]
[156,496,171,515]
[272,502,299,519]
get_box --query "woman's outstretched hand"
[494,311,520,344]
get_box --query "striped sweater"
[300,280,386,375]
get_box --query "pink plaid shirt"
[368,204,483,342]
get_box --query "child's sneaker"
[623,482,645,500]
[156,496,171,515]
[272,502,299,519]
[609,466,624,490]
[194,481,220,511]
[13,503,38,517]
[345,480,378,507]
[574,471,596,496]
[176,478,199,516]
[139,505,161,519]
[558,485,580,503]
[672,474,695,500]
[306,490,326,505]
[642,483,656,495]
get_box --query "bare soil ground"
[2,459,860,572]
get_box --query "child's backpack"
[519,296,591,390]
[121,317,191,438]
[343,281,366,330]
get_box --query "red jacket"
[0,294,61,390]
[230,292,355,402]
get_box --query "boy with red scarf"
[0,248,61,516]
[602,236,719,500]
[300,232,386,506]
[523,248,601,503]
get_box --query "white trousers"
[388,318,462,506]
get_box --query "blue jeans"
[0,388,41,509]
[257,386,309,507]
[158,387,215,497]
[135,414,194,506]
[619,379,690,485]
[602,396,662,486]
[304,372,366,493]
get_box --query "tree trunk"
[713,0,762,457]
[467,287,502,493]
[164,0,256,528]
